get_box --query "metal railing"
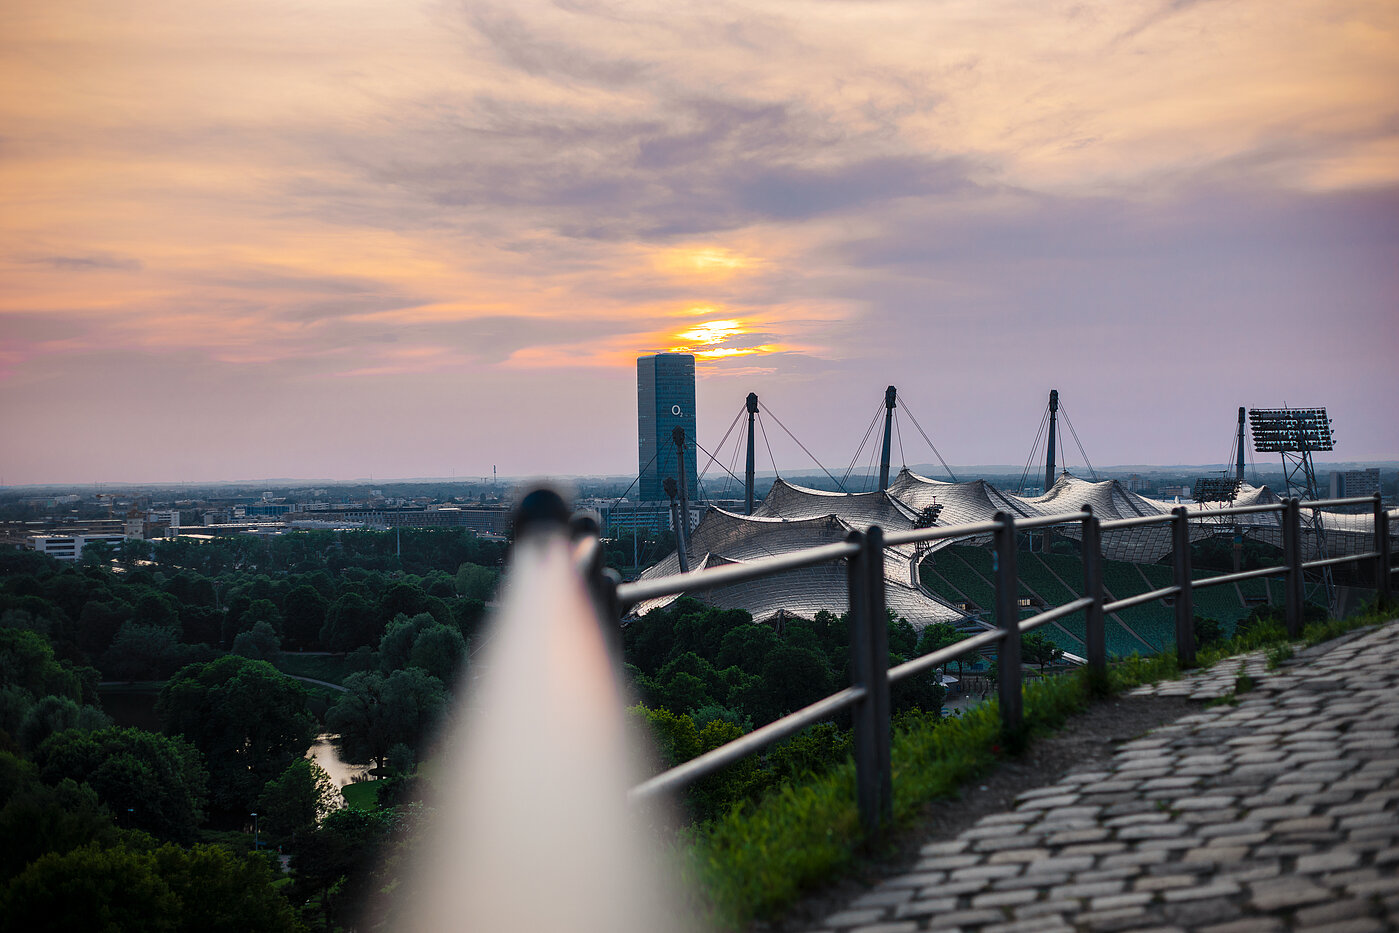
[567,492,1393,834]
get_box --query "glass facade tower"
[637,353,698,503]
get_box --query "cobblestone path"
[811,622,1399,933]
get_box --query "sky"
[2,0,1397,485]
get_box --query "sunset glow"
[0,0,1395,482]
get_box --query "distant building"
[27,533,127,561]
[1329,468,1380,499]
[637,353,698,503]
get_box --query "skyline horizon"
[3,2,1396,485]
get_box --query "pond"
[97,687,369,788]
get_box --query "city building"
[637,352,698,503]
[1330,468,1381,499]
[26,533,128,561]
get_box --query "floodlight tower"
[1249,407,1335,612]
[1248,408,1333,502]
[878,386,897,491]
[1044,389,1059,491]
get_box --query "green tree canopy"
[159,657,316,812]
[326,668,449,767]
[34,727,208,844]
[254,757,342,848]
[231,621,281,663]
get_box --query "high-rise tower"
[637,353,697,502]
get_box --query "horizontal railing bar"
[1098,513,1176,532]
[882,520,1003,547]
[1019,596,1095,633]
[887,627,1006,684]
[1183,502,1285,519]
[1103,585,1179,613]
[1189,565,1287,589]
[1304,495,1385,509]
[1301,551,1380,572]
[1012,511,1091,531]
[628,685,867,801]
[616,540,860,606]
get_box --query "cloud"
[27,253,143,272]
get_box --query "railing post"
[846,528,891,834]
[993,512,1022,739]
[1172,507,1196,669]
[1375,493,1392,606]
[1081,507,1106,685]
[1282,497,1304,637]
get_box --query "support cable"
[757,412,780,479]
[763,403,850,492]
[1059,404,1097,480]
[842,404,885,490]
[692,437,748,490]
[1016,406,1051,495]
[898,398,959,482]
[894,412,907,469]
[697,407,745,484]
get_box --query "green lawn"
[342,780,382,810]
[275,652,352,685]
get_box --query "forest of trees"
[0,524,971,928]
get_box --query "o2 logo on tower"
[672,405,683,416]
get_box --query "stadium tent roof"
[629,506,969,630]
[1183,483,1399,559]
[752,478,920,529]
[887,469,1045,526]
[1028,474,1167,520]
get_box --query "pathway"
[808,621,1399,933]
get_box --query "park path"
[807,621,1399,933]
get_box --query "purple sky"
[2,0,1396,484]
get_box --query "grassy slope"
[689,601,1393,928]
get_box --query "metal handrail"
[1103,585,1180,614]
[629,685,868,802]
[887,626,1005,684]
[616,540,860,606]
[1019,595,1095,633]
[585,491,1394,833]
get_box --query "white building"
[27,533,128,561]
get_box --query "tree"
[17,695,110,754]
[454,562,498,601]
[916,623,964,675]
[1021,632,1064,672]
[282,584,329,650]
[0,842,301,933]
[408,624,465,684]
[292,806,393,926]
[254,758,342,848]
[0,844,181,933]
[159,657,316,812]
[151,843,302,932]
[327,668,449,768]
[231,621,281,663]
[320,592,380,652]
[0,753,118,884]
[102,622,185,680]
[34,727,208,844]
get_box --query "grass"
[687,598,1396,929]
[274,652,352,685]
[342,779,382,810]
[691,666,1122,928]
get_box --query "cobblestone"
[805,622,1399,932]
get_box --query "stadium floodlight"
[1193,477,1242,503]
[1248,408,1333,453]
[1248,405,1336,615]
